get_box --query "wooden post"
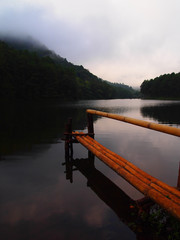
[87,113,94,139]
[64,118,73,183]
[87,113,95,165]
[177,162,180,189]
[68,118,73,159]
[65,122,70,160]
[65,118,73,160]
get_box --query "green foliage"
[140,72,180,99]
[139,205,180,239]
[0,40,138,100]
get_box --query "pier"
[64,109,180,220]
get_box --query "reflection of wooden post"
[177,162,180,189]
[88,150,95,167]
[87,113,95,165]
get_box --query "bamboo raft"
[65,109,180,220]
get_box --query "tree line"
[140,72,180,99]
[0,40,138,100]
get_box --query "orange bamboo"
[73,132,180,220]
[85,135,180,199]
[83,134,180,204]
[86,109,180,137]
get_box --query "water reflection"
[0,101,91,157]
[63,155,178,240]
[0,99,135,158]
[141,102,180,125]
[1,99,180,240]
[2,100,180,157]
[0,143,136,240]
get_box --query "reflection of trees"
[0,101,98,156]
[0,98,131,157]
[141,104,180,125]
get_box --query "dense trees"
[140,73,180,99]
[0,40,138,100]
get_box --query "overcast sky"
[0,0,180,87]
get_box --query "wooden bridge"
[64,109,180,220]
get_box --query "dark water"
[0,99,180,240]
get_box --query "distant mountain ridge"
[0,34,65,61]
[0,35,139,100]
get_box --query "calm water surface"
[0,99,180,240]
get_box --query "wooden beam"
[86,109,180,137]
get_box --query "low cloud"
[1,0,180,87]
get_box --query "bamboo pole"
[85,135,180,199]
[73,132,180,220]
[86,109,180,137]
[83,134,180,203]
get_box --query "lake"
[0,99,180,240]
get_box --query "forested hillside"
[0,39,138,100]
[140,72,180,99]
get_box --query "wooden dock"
[64,109,180,220]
